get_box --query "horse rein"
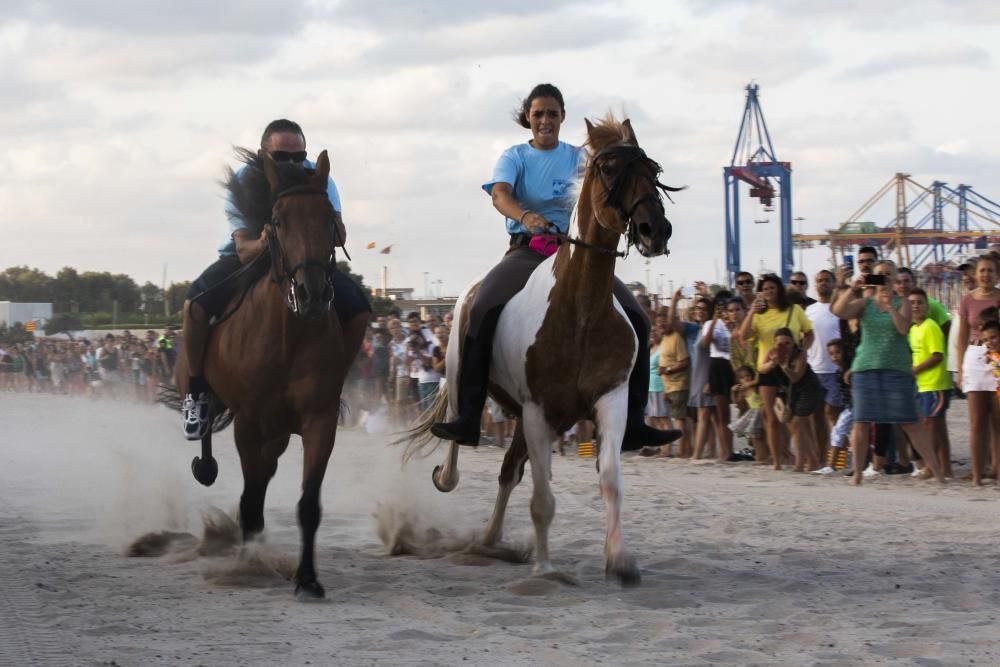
[267,184,340,315]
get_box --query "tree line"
[0,265,190,320]
[0,262,383,329]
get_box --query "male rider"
[180,119,371,439]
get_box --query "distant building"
[626,281,647,295]
[372,287,417,301]
[0,302,53,328]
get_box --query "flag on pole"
[379,245,393,254]
[366,242,376,249]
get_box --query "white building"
[0,302,53,328]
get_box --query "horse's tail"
[394,381,450,462]
[157,382,235,434]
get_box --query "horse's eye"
[600,164,618,177]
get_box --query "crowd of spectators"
[9,247,1000,488]
[0,329,178,402]
[640,246,1000,487]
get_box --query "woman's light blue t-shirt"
[482,141,585,235]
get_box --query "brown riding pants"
[466,245,646,340]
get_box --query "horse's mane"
[584,114,630,153]
[223,147,316,232]
[568,114,629,238]
[219,149,320,306]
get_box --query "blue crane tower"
[723,83,793,284]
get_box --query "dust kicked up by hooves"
[127,507,296,587]
[373,500,532,564]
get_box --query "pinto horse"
[407,116,677,585]
[174,151,362,599]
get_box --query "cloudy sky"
[3,0,999,297]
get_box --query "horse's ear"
[585,118,595,138]
[261,150,281,193]
[622,118,638,145]
[313,150,330,186]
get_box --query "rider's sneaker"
[182,392,211,441]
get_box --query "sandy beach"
[2,393,1000,666]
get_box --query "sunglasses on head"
[270,150,307,164]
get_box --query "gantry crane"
[792,173,1000,270]
[724,83,793,284]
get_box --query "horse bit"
[266,184,340,315]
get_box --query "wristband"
[519,210,533,226]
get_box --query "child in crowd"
[813,339,852,475]
[983,320,1000,405]
[908,288,953,479]
[729,365,762,459]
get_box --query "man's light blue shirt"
[482,141,584,235]
[218,159,342,256]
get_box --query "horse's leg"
[234,418,288,541]
[432,442,461,492]
[522,403,558,575]
[595,385,640,587]
[482,421,528,546]
[295,415,338,600]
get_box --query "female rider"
[431,84,679,449]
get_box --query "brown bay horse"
[406,116,678,585]
[174,151,365,599]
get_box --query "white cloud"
[2,0,314,35]
[671,40,829,90]
[839,46,992,79]
[686,0,1000,29]
[326,0,601,28]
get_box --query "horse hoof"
[606,556,641,588]
[191,456,218,487]
[294,580,326,601]
[432,465,457,493]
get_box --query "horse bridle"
[579,143,683,257]
[266,184,339,315]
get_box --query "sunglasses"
[270,150,308,164]
[736,280,753,286]
[857,258,876,264]
[789,280,807,286]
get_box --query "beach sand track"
[2,393,1000,665]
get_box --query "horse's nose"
[295,282,313,310]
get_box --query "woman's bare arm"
[490,182,547,233]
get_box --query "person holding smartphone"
[738,274,814,469]
[832,260,944,485]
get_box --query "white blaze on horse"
[407,115,678,585]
